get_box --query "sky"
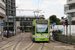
[16,0,66,19]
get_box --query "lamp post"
[6,0,9,38]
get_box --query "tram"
[31,19,50,42]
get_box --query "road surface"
[0,33,75,50]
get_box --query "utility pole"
[13,0,15,35]
[68,15,72,44]
[13,12,14,35]
[22,19,24,33]
[6,0,9,38]
[15,7,16,35]
[65,20,68,43]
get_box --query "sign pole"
[63,23,65,35]
[63,23,65,42]
[52,23,55,39]
[1,26,3,40]
[63,18,65,42]
[68,15,72,44]
[0,23,4,40]
[66,25,68,44]
[70,24,72,44]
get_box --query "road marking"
[14,33,28,50]
[1,45,10,48]
[39,45,42,50]
[11,45,15,50]
[23,42,34,50]
[15,42,21,50]
[22,42,33,50]
[27,43,35,50]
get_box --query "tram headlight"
[45,35,49,38]
[36,35,40,38]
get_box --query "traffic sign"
[52,23,55,26]
[0,23,4,26]
[63,23,65,26]
[50,31,52,33]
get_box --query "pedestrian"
[4,30,6,37]
[6,30,7,36]
[9,30,11,37]
[0,30,1,36]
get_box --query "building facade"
[5,16,44,32]
[16,16,45,32]
[4,0,16,30]
[64,0,75,25]
[6,0,15,17]
[0,0,6,31]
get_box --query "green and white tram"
[31,19,50,42]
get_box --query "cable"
[38,0,39,6]
[38,0,44,9]
[37,0,39,10]
[19,10,22,16]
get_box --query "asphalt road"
[0,33,75,50]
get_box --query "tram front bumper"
[35,37,50,41]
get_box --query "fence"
[50,25,75,36]
[53,31,75,45]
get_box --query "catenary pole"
[6,0,9,38]
[15,7,16,35]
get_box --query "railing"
[53,32,75,45]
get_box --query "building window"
[70,13,75,17]
[68,0,72,1]
[19,18,21,20]
[65,7,69,11]
[24,18,26,20]
[28,18,29,20]
[69,5,75,10]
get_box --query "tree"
[49,15,62,25]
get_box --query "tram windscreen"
[36,21,48,33]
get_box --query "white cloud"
[39,0,66,19]
[16,0,36,10]
[16,0,66,19]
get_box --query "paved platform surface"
[0,33,75,50]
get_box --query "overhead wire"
[38,0,44,9]
[17,10,22,16]
[37,0,39,10]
